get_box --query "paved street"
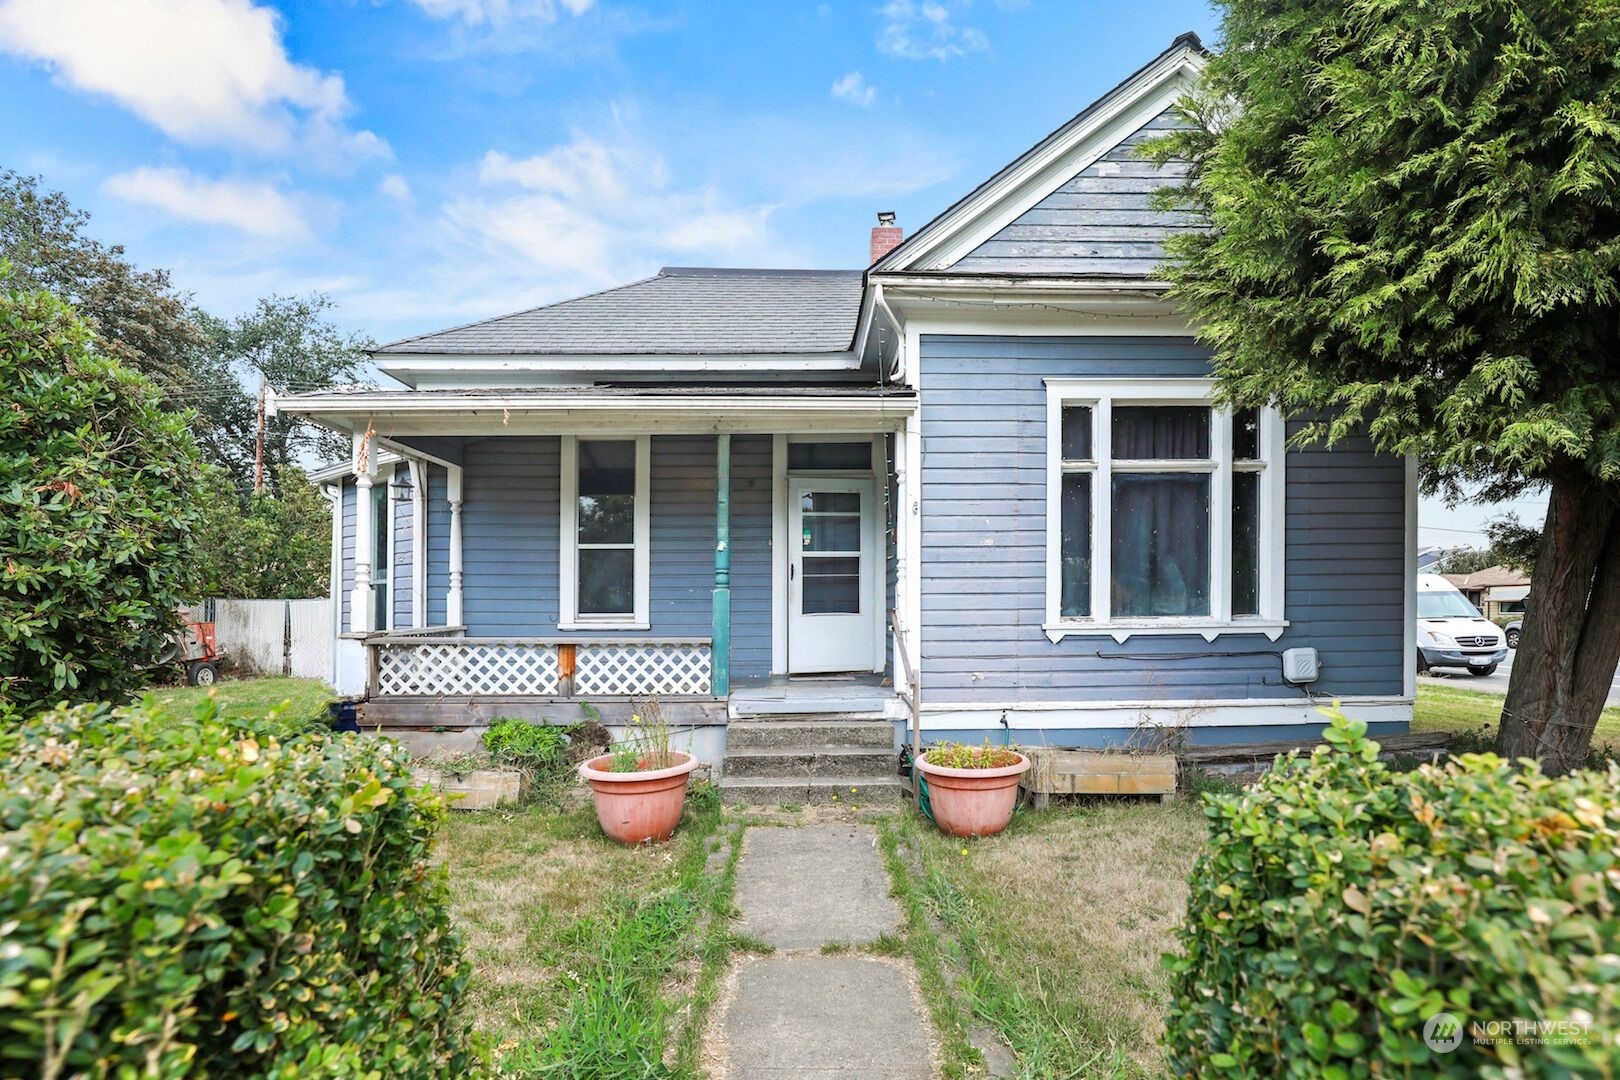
[1424,650,1620,706]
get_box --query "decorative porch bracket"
[712,433,731,698]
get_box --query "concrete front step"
[726,720,895,751]
[719,775,907,805]
[724,746,898,780]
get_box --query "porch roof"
[272,383,917,436]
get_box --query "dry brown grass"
[434,804,688,1050]
[894,800,1208,1076]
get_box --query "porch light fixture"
[388,472,414,496]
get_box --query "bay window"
[560,435,650,629]
[1044,379,1285,642]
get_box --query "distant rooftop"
[1443,565,1532,589]
[376,266,864,357]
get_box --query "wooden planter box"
[412,766,528,810]
[1020,749,1177,806]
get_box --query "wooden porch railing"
[365,631,713,698]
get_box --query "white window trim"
[1042,378,1288,643]
[559,435,651,631]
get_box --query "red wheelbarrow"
[155,620,223,686]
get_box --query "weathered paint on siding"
[459,436,561,635]
[951,107,1196,277]
[423,460,452,627]
[729,436,774,679]
[917,334,1407,706]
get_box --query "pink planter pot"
[579,752,699,845]
[915,752,1031,838]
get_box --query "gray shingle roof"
[376,267,864,356]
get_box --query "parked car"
[1416,574,1509,676]
[1504,619,1522,649]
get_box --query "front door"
[788,477,875,673]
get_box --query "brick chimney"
[869,211,903,264]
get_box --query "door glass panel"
[802,556,861,614]
[801,491,860,514]
[1110,473,1211,617]
[578,548,634,615]
[803,512,861,552]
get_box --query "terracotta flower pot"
[915,752,1031,838]
[579,751,700,845]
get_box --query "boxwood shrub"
[0,697,474,1078]
[1165,711,1620,1078]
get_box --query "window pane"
[802,556,860,614]
[1232,471,1260,616]
[788,442,872,471]
[579,440,636,496]
[1112,406,1210,459]
[1233,408,1261,461]
[1111,473,1210,617]
[578,548,635,614]
[371,482,389,574]
[1061,406,1093,461]
[579,494,635,544]
[1060,473,1092,617]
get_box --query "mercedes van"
[1416,574,1509,676]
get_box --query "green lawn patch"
[437,801,740,1077]
[881,802,1208,1078]
[1413,680,1620,747]
[144,675,333,727]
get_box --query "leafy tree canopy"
[0,170,203,392]
[190,465,332,599]
[0,278,204,717]
[182,294,372,494]
[1156,0,1620,771]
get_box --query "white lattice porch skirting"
[370,637,712,697]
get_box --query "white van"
[1416,574,1509,676]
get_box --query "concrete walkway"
[707,823,937,1079]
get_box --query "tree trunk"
[1495,465,1620,773]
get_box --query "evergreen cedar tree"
[1151,1,1620,773]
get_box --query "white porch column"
[904,411,923,683]
[349,428,377,634]
[446,465,465,626]
[892,427,909,681]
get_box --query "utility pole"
[253,372,267,493]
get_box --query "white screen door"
[788,477,875,673]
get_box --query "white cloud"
[444,135,774,287]
[0,0,386,160]
[877,0,989,61]
[831,71,877,107]
[379,174,415,204]
[104,166,309,241]
[409,0,593,27]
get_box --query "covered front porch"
[279,386,919,714]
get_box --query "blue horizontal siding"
[917,334,1407,706]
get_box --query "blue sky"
[0,0,1539,545]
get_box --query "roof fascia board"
[276,391,915,416]
[874,47,1204,274]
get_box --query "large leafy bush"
[0,698,474,1077]
[0,283,203,716]
[1165,713,1620,1077]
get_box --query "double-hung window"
[561,436,650,629]
[1045,379,1285,642]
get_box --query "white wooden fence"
[188,599,330,678]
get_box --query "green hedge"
[0,698,474,1078]
[1166,712,1620,1078]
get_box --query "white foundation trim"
[917,695,1414,732]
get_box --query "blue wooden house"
[279,35,1416,790]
